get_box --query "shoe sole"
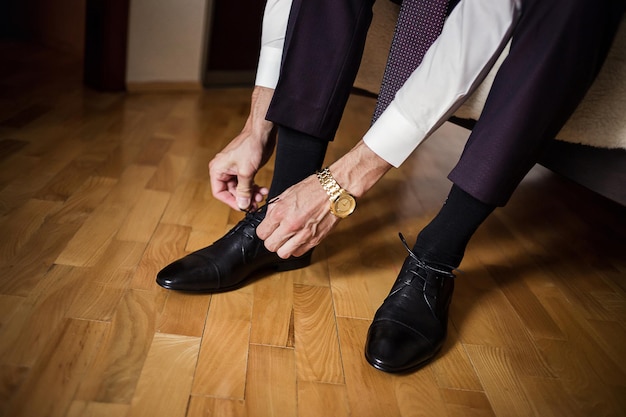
[364,346,443,374]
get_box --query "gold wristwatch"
[316,167,356,218]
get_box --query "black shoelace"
[398,233,458,281]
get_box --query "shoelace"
[231,197,282,240]
[398,233,458,281]
[386,233,458,311]
[224,208,266,242]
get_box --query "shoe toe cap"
[156,256,221,291]
[365,319,439,373]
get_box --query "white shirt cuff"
[255,46,283,89]
[363,101,426,168]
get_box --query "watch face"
[331,193,356,218]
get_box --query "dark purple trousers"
[266,0,625,206]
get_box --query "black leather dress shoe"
[156,206,312,292]
[365,234,456,373]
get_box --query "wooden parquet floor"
[1,41,625,417]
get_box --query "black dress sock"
[267,126,329,200]
[413,184,495,269]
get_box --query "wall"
[126,0,210,87]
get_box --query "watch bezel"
[330,192,356,218]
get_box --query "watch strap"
[316,168,344,201]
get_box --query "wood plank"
[539,295,626,386]
[519,376,589,417]
[430,324,484,391]
[157,291,212,338]
[336,317,402,417]
[0,265,90,367]
[3,318,108,417]
[245,344,297,417]
[160,179,210,227]
[90,239,148,288]
[74,289,158,404]
[67,281,127,322]
[47,175,118,225]
[393,365,449,417]
[451,273,554,379]
[66,240,148,321]
[250,273,294,347]
[134,137,173,166]
[116,188,171,243]
[0,154,41,211]
[469,221,565,340]
[0,219,81,297]
[0,198,62,261]
[0,364,30,417]
[0,139,28,163]
[131,223,190,291]
[146,152,189,192]
[55,164,156,266]
[534,337,625,416]
[297,381,350,417]
[35,149,110,203]
[463,345,535,417]
[183,198,232,252]
[127,333,201,417]
[66,401,130,417]
[187,396,247,417]
[0,138,85,212]
[329,260,381,320]
[293,284,343,384]
[0,295,25,331]
[439,389,495,417]
[191,291,253,399]
[291,246,331,287]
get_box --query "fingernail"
[237,197,250,210]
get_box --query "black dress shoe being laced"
[365,234,456,373]
[156,205,312,292]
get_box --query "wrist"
[328,141,392,198]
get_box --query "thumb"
[236,175,254,210]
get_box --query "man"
[157,0,624,373]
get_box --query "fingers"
[260,224,302,259]
[261,223,319,259]
[258,202,330,259]
[209,157,267,211]
[236,175,270,211]
[209,174,239,211]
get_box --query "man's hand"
[209,86,276,211]
[256,140,393,257]
[256,175,341,258]
[209,128,274,211]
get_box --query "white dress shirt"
[255,0,522,167]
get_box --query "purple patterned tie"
[373,0,450,122]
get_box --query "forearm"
[328,140,393,198]
[244,86,275,143]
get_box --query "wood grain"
[1,41,625,417]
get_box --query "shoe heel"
[276,250,313,272]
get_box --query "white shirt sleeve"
[255,0,293,88]
[364,0,522,167]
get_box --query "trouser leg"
[448,0,625,206]
[266,0,376,141]
[415,0,623,267]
